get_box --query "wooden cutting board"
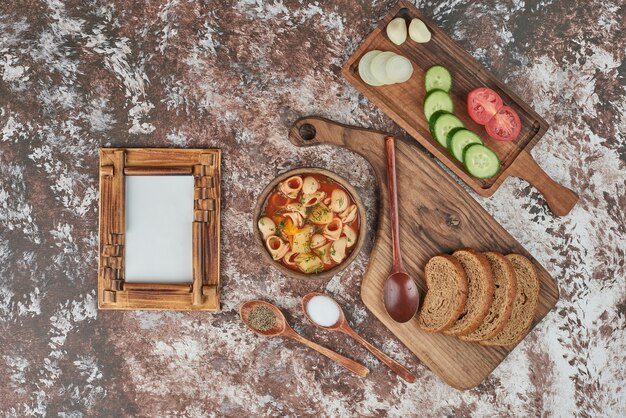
[288,116,559,390]
[342,0,578,216]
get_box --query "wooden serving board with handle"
[342,0,578,216]
[288,116,559,390]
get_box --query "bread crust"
[417,254,468,333]
[480,253,540,346]
[508,254,540,340]
[444,248,495,337]
[482,252,517,340]
[460,252,517,341]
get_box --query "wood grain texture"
[342,0,578,216]
[192,221,203,305]
[385,136,405,273]
[123,166,193,176]
[288,116,559,390]
[98,148,221,311]
[123,283,192,293]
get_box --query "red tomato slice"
[485,106,521,141]
[467,87,503,125]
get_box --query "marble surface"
[1,0,624,416]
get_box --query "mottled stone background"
[0,0,624,416]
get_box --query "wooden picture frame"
[98,148,221,311]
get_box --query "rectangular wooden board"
[342,0,549,196]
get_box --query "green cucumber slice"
[424,89,454,121]
[447,129,483,162]
[429,112,464,147]
[425,65,452,92]
[463,144,500,178]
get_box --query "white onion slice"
[358,50,384,86]
[369,51,396,85]
[409,18,431,43]
[386,17,407,46]
[385,55,414,84]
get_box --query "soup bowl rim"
[252,167,367,281]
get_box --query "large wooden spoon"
[301,292,416,383]
[383,136,420,323]
[240,300,369,378]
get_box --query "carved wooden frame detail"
[98,148,221,311]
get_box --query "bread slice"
[443,249,494,337]
[481,254,541,346]
[417,255,468,332]
[460,252,517,342]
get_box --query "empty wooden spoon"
[383,136,420,323]
[240,300,369,378]
[301,292,416,383]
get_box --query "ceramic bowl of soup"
[253,168,366,280]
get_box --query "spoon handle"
[286,330,369,378]
[385,136,404,272]
[342,325,416,383]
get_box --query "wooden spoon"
[383,136,420,323]
[240,300,369,378]
[302,292,416,383]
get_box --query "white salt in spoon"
[301,292,416,383]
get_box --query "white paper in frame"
[124,176,194,283]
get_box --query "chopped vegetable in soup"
[258,174,360,274]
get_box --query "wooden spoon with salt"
[301,292,416,383]
[240,300,369,378]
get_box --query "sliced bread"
[443,249,494,337]
[460,252,517,342]
[417,255,468,332]
[481,254,541,346]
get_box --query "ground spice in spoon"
[248,305,277,331]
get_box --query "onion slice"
[386,17,407,46]
[385,55,414,83]
[409,18,431,43]
[369,51,396,85]
[358,50,384,86]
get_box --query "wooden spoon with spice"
[240,300,369,378]
[302,292,416,383]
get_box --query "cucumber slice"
[446,127,465,149]
[424,89,454,120]
[429,111,464,147]
[358,50,384,86]
[447,129,483,162]
[463,144,500,178]
[425,65,452,92]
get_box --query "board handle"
[509,150,578,216]
[288,116,386,150]
[289,117,578,216]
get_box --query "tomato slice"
[467,87,503,125]
[485,106,521,141]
